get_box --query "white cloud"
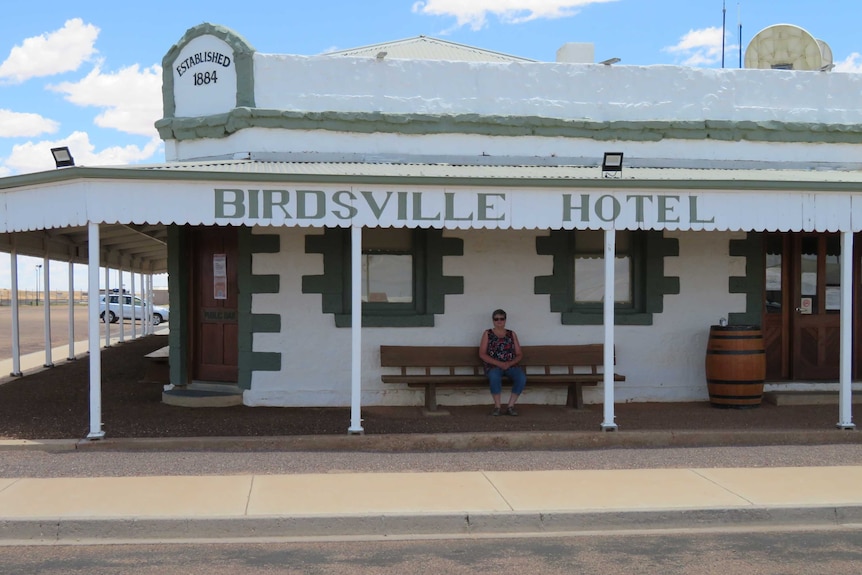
[48,63,163,137]
[833,53,862,73]
[412,0,617,31]
[3,131,162,175]
[664,26,726,67]
[0,19,99,83]
[0,110,59,138]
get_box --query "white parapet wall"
[252,54,862,124]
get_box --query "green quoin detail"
[167,225,190,385]
[238,229,282,390]
[535,230,679,326]
[158,23,256,121]
[302,228,463,327]
[155,108,862,146]
[728,233,764,327]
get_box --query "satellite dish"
[816,39,834,71]
[744,24,824,71]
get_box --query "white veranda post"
[601,228,618,431]
[42,256,53,368]
[130,269,137,339]
[348,225,364,434]
[140,272,148,336]
[103,266,111,347]
[837,230,855,429]
[118,268,125,343]
[147,274,154,333]
[9,248,21,377]
[87,222,105,440]
[67,261,75,360]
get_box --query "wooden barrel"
[705,325,766,408]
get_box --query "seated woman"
[478,309,526,416]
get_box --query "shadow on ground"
[0,334,849,440]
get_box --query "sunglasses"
[493,317,506,321]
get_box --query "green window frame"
[536,229,679,325]
[303,227,463,327]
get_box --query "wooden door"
[763,234,789,380]
[191,227,239,382]
[764,233,846,381]
[790,234,841,380]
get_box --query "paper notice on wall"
[214,254,227,300]
[826,287,841,311]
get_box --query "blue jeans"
[486,367,526,396]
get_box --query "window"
[535,229,678,325]
[362,228,414,304]
[573,231,633,305]
[303,227,463,327]
[354,228,425,316]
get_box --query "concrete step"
[763,391,862,406]
[162,384,243,408]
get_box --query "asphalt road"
[2,527,861,574]
[0,305,134,358]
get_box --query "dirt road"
[0,305,146,358]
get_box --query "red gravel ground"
[0,333,850,440]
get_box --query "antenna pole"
[722,1,726,68]
[738,3,743,67]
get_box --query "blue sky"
[1,0,861,289]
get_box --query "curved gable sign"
[161,23,256,119]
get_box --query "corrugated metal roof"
[323,36,536,63]
[132,159,862,184]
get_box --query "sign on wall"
[4,180,860,234]
[213,253,227,300]
[172,35,237,117]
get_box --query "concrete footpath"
[0,465,861,543]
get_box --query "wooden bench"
[380,344,625,412]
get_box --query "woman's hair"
[492,308,506,318]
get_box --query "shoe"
[506,406,518,416]
[491,407,501,416]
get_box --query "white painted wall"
[168,126,862,167]
[252,55,862,124]
[245,227,746,407]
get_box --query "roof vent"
[556,43,595,63]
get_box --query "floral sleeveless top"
[484,329,517,373]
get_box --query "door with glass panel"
[764,233,841,380]
[791,234,841,379]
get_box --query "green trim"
[238,229,282,389]
[155,108,862,145]
[160,23,256,119]
[535,230,679,325]
[6,164,862,194]
[250,233,280,253]
[251,314,281,333]
[303,228,463,327]
[250,274,280,294]
[729,233,764,327]
[167,225,190,385]
[248,352,282,372]
[237,226,253,389]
